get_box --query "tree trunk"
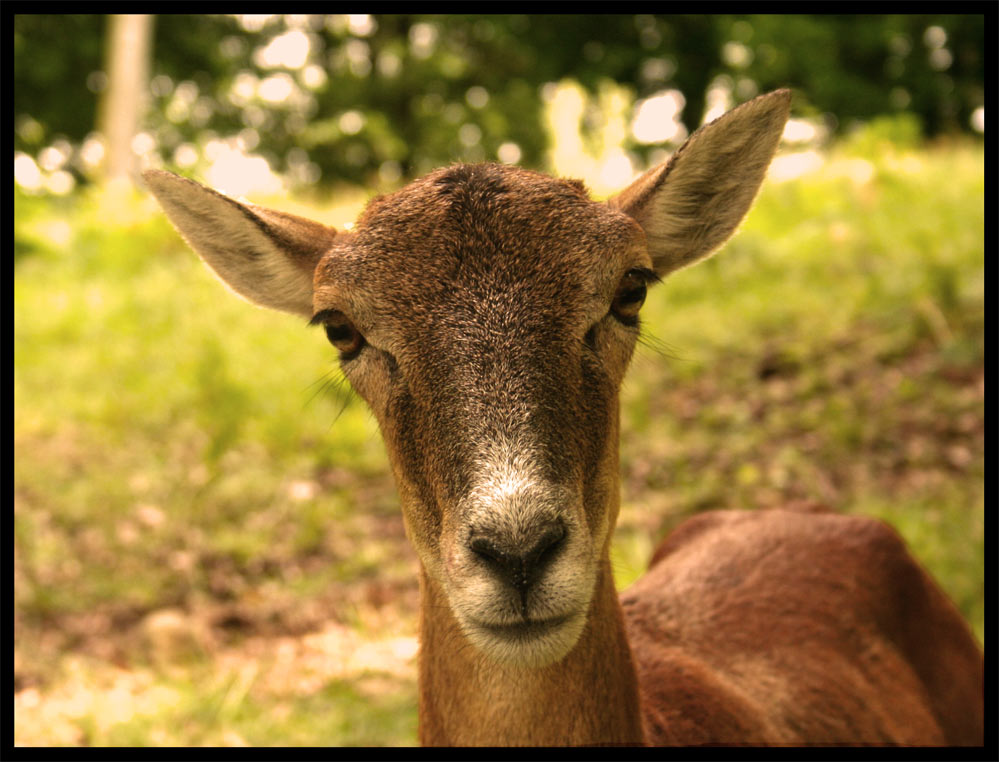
[97,14,154,183]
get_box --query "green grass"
[14,131,983,745]
[92,673,417,747]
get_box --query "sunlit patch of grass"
[14,653,417,746]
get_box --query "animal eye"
[321,312,365,359]
[611,269,649,325]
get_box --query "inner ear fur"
[609,89,791,278]
[143,169,338,317]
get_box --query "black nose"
[469,520,567,601]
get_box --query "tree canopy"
[13,14,985,191]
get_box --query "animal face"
[143,89,791,668]
[311,163,653,665]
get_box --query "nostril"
[527,522,566,568]
[470,536,508,567]
[468,519,568,594]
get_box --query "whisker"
[303,367,340,408]
[637,327,684,362]
[303,363,358,428]
[325,375,357,429]
[329,388,355,428]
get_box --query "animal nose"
[469,519,567,597]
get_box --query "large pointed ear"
[609,89,790,277]
[143,170,339,318]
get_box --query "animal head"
[145,89,791,667]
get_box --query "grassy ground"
[14,130,984,746]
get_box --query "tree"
[13,14,985,193]
[97,15,154,182]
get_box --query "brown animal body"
[627,509,982,745]
[144,89,983,746]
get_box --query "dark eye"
[322,313,365,359]
[611,269,649,325]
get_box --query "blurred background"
[14,14,984,746]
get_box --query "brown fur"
[144,90,983,746]
[418,561,644,746]
[625,510,983,744]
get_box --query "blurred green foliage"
[13,13,984,191]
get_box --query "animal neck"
[416,557,646,746]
